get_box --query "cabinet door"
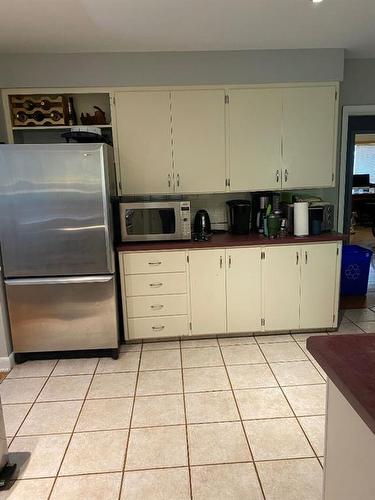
[228,88,282,191]
[189,249,226,335]
[115,91,173,195]
[226,248,262,333]
[300,243,338,329]
[282,86,337,189]
[263,246,300,331]
[171,90,226,193]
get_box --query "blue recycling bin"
[341,245,373,296]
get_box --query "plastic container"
[341,245,373,296]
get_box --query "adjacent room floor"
[0,308,373,500]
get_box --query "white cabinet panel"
[188,249,226,335]
[128,315,188,339]
[282,86,337,189]
[229,88,282,191]
[171,90,226,193]
[300,243,338,329]
[125,273,187,297]
[123,251,186,275]
[115,91,173,195]
[226,247,262,333]
[126,294,188,318]
[263,245,300,331]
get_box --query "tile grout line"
[117,343,144,500]
[12,411,328,439]
[180,340,193,500]
[6,359,59,450]
[216,341,267,500]
[47,357,100,500]
[255,337,325,470]
[291,336,327,380]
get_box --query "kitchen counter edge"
[307,334,375,436]
[116,232,346,252]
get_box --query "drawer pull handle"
[152,325,165,331]
[149,282,163,287]
[149,261,162,266]
[151,304,164,310]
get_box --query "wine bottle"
[67,97,77,125]
[40,99,51,110]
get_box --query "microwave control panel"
[180,202,191,239]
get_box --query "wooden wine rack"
[10,94,69,127]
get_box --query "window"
[354,143,375,184]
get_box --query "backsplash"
[121,188,336,231]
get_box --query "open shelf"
[13,124,112,130]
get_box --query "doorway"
[339,111,375,305]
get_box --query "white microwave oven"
[119,201,191,242]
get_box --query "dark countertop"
[307,334,375,435]
[117,231,345,252]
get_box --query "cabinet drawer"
[123,251,186,275]
[125,272,187,296]
[127,294,188,318]
[128,315,189,339]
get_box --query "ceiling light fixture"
[311,0,324,3]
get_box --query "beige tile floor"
[0,309,368,500]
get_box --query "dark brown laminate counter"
[307,334,375,435]
[117,231,345,252]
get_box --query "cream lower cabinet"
[120,242,341,340]
[226,247,262,333]
[188,249,226,335]
[120,250,189,340]
[263,245,301,331]
[300,243,339,329]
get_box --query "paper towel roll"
[294,202,309,236]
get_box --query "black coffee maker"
[226,200,251,234]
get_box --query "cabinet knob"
[305,251,308,264]
[276,170,280,183]
[228,256,232,268]
[149,282,163,287]
[220,256,223,268]
[296,252,299,265]
[168,174,171,188]
[176,173,180,187]
[148,261,162,266]
[284,169,289,183]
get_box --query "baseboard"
[0,352,14,372]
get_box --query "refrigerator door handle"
[5,276,113,286]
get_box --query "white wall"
[342,59,375,105]
[0,49,344,88]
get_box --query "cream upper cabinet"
[226,247,262,333]
[171,90,226,193]
[300,243,338,329]
[282,85,337,189]
[188,249,226,335]
[263,245,301,331]
[228,88,283,191]
[115,91,173,195]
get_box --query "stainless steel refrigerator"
[0,143,119,361]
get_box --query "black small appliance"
[193,210,212,241]
[226,200,251,234]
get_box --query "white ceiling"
[0,0,374,57]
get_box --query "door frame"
[338,105,375,233]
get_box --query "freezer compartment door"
[5,275,118,352]
[0,144,114,277]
